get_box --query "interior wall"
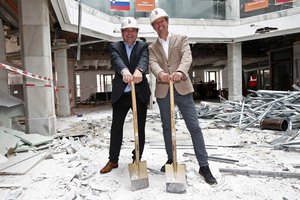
[294,41,300,86]
[77,71,97,102]
[192,69,205,83]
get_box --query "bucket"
[260,118,291,131]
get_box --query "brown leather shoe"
[100,161,118,174]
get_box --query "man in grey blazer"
[149,8,217,185]
[100,17,151,174]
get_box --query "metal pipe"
[260,118,291,131]
[77,0,82,61]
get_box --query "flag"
[110,0,130,11]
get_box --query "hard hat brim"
[121,27,139,30]
[151,16,168,25]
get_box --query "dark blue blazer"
[110,41,151,105]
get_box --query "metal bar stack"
[198,84,300,130]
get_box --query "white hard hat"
[150,8,169,24]
[121,17,139,30]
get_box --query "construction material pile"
[198,84,300,130]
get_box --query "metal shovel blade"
[128,160,149,191]
[165,163,186,194]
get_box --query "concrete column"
[54,39,71,116]
[0,19,9,94]
[227,43,243,101]
[68,60,76,113]
[226,0,240,20]
[20,0,56,135]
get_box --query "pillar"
[20,0,56,135]
[0,19,9,94]
[227,43,243,101]
[68,59,76,113]
[226,0,240,20]
[54,39,71,116]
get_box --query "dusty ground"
[0,102,300,200]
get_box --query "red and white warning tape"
[25,83,53,88]
[0,62,68,91]
[0,63,52,82]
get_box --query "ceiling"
[1,0,300,69]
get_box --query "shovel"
[128,81,149,191]
[165,80,187,194]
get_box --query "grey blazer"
[149,33,194,98]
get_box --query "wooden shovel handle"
[169,80,177,169]
[131,81,140,163]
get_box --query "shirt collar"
[158,32,171,43]
[124,41,136,48]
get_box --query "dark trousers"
[109,92,147,163]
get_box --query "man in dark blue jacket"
[100,17,151,174]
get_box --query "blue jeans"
[157,89,208,167]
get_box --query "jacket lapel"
[129,41,138,63]
[116,42,129,66]
[168,35,177,60]
[154,39,168,62]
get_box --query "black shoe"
[160,159,173,172]
[199,166,218,185]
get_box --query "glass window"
[96,74,114,92]
[240,0,295,18]
[206,71,217,83]
[260,68,270,89]
[104,74,114,92]
[81,0,226,20]
[81,0,297,20]
[76,74,80,97]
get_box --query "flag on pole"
[110,0,130,11]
